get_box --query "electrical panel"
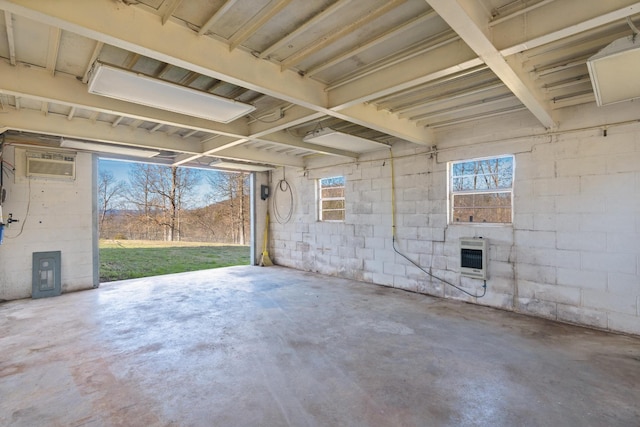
[460,237,487,280]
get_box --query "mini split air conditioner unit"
[26,151,76,180]
[460,237,487,280]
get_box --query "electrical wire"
[389,148,487,299]
[5,176,30,239]
[273,169,293,224]
[247,109,284,124]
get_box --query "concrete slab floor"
[1,266,639,427]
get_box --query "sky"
[98,158,219,208]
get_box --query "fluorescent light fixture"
[209,159,274,172]
[88,63,255,123]
[587,35,640,106]
[303,128,387,153]
[60,139,160,158]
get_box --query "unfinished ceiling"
[0,0,639,171]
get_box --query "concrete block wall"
[269,120,640,336]
[0,146,97,301]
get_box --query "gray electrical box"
[32,251,62,299]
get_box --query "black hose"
[392,236,486,298]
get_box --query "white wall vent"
[460,237,487,280]
[26,151,76,180]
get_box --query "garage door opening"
[98,159,250,282]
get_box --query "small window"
[450,155,514,224]
[318,176,345,221]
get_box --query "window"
[318,176,345,221]
[450,155,514,224]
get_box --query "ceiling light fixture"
[303,128,388,153]
[60,139,160,158]
[587,35,640,106]
[88,63,255,123]
[209,158,275,172]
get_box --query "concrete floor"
[1,266,639,427]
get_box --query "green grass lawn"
[99,240,250,282]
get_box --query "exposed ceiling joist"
[0,107,202,153]
[254,131,359,158]
[328,38,482,109]
[228,0,292,52]
[160,0,183,25]
[305,9,439,78]
[0,0,432,145]
[0,61,248,138]
[46,26,61,76]
[494,1,640,56]
[259,0,352,60]
[248,105,324,138]
[81,41,103,83]
[425,0,556,129]
[4,11,16,65]
[279,0,406,71]
[198,0,240,36]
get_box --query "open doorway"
[98,159,250,282]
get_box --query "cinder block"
[516,195,556,214]
[534,282,581,305]
[365,236,386,250]
[515,155,555,179]
[416,278,444,297]
[555,156,606,177]
[557,304,608,329]
[514,230,556,249]
[372,272,395,287]
[513,213,534,230]
[517,297,557,320]
[556,231,606,252]
[403,214,427,227]
[583,290,637,315]
[360,189,382,203]
[482,277,514,295]
[555,214,580,232]
[607,232,640,254]
[373,247,395,263]
[516,263,556,284]
[607,272,640,296]
[515,247,554,267]
[533,177,579,196]
[557,195,607,214]
[532,214,556,231]
[338,246,355,258]
[355,224,374,238]
[557,268,606,290]
[581,252,637,274]
[581,173,636,196]
[487,260,514,278]
[393,275,418,292]
[352,202,373,214]
[607,312,640,335]
[403,187,428,201]
[406,239,432,255]
[606,152,640,174]
[581,214,635,233]
[364,259,384,274]
[477,291,514,310]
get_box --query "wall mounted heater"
[460,237,487,280]
[26,151,76,180]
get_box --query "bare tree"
[126,163,201,241]
[98,169,125,234]
[206,171,249,244]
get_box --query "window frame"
[317,176,345,222]
[448,155,515,225]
